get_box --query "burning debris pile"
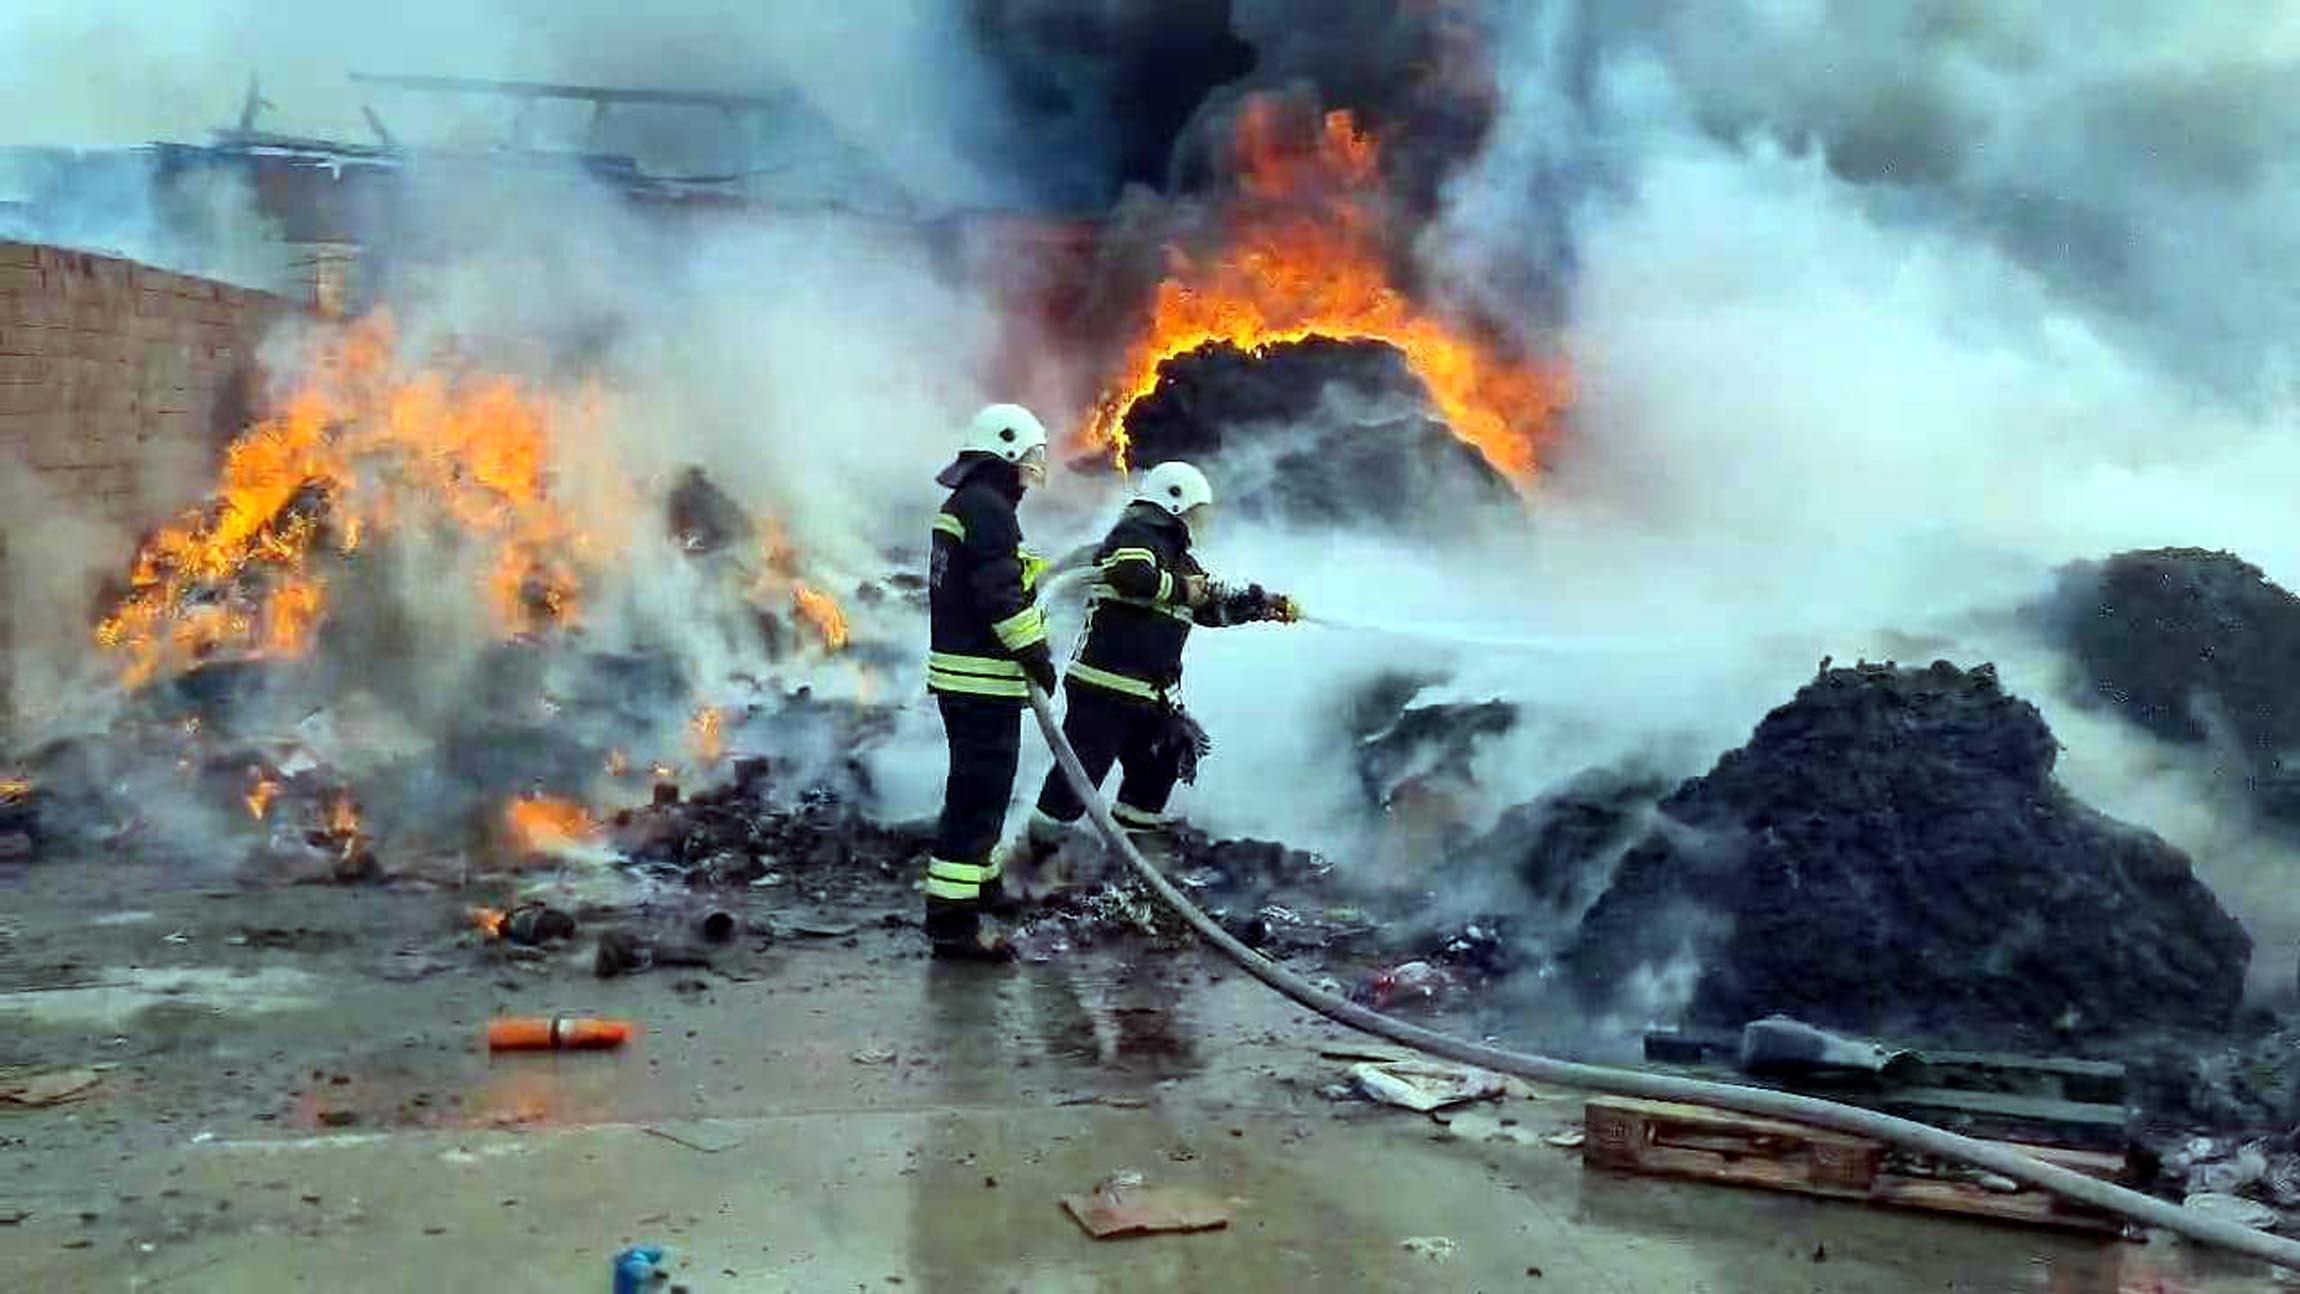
[93,313,612,687]
[1081,96,1566,487]
[15,309,877,878]
[1560,661,2251,1047]
[2047,547,2300,832]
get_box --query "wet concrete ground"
[0,861,2285,1292]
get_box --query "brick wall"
[0,241,290,734]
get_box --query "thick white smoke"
[1314,0,2300,993]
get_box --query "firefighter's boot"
[924,898,1014,961]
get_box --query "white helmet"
[965,403,1048,462]
[1134,461,1213,516]
[939,403,1050,488]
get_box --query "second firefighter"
[1020,460,1298,862]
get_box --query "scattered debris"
[2183,1192,2281,1231]
[1584,1095,2126,1234]
[851,1047,897,1066]
[1352,960,1457,1011]
[2191,1142,2272,1197]
[614,1244,669,1294]
[485,1016,632,1051]
[0,1066,103,1107]
[502,904,576,946]
[1400,1236,1457,1263]
[1060,1172,1232,1240]
[698,910,737,942]
[1543,1129,1585,1149]
[595,929,651,978]
[1351,1059,1504,1113]
[1739,1016,1914,1077]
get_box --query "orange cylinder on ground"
[486,1016,633,1051]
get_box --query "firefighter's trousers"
[926,693,1020,927]
[1032,679,1179,832]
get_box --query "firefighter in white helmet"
[922,403,1057,959]
[1014,460,1298,865]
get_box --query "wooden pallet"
[1583,1096,2130,1235]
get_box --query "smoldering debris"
[1345,670,1518,823]
[2044,547,2300,834]
[608,776,928,894]
[1560,660,2252,1048]
[1116,338,1518,533]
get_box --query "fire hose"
[1024,684,2300,1269]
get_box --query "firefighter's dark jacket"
[1069,501,1263,702]
[927,456,1052,702]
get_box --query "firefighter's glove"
[1180,573,1210,607]
[1266,593,1302,624]
[1017,642,1060,697]
[1153,704,1213,786]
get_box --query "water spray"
[1299,611,1684,657]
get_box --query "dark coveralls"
[1033,501,1273,832]
[924,456,1055,937]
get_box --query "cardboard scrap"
[1061,1174,1232,1239]
[1351,1059,1505,1113]
[0,1067,103,1108]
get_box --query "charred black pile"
[609,768,925,894]
[1561,661,2250,1047]
[1118,337,1515,531]
[2046,547,2300,831]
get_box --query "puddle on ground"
[0,966,323,1028]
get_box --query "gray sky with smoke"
[0,0,1030,209]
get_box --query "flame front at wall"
[1082,97,1570,479]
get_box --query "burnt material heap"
[1563,661,2250,1046]
[2050,547,2300,830]
[1117,337,1514,532]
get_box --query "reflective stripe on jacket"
[1068,502,1260,701]
[927,460,1046,701]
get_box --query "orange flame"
[504,794,595,854]
[469,906,509,939]
[0,776,30,806]
[687,706,726,766]
[95,312,607,685]
[1083,99,1568,478]
[325,790,361,838]
[243,767,280,821]
[792,583,849,652]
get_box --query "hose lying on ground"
[1025,684,2300,1270]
